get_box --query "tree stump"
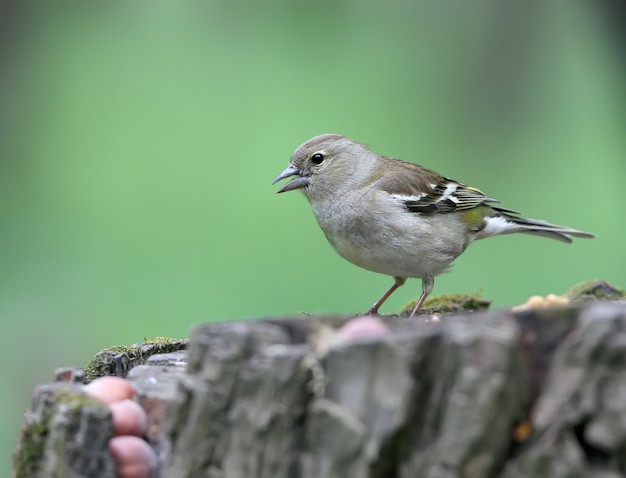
[12,283,626,478]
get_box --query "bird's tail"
[494,207,595,243]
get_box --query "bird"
[273,134,595,318]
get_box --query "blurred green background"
[1,1,624,474]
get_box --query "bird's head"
[273,134,377,201]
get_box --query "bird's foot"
[365,307,381,316]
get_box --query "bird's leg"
[367,277,406,315]
[408,276,434,318]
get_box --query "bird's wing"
[372,158,517,214]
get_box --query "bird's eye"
[311,153,325,165]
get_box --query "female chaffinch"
[273,134,594,317]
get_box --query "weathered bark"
[13,384,116,478]
[12,282,626,478]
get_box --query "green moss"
[83,337,187,383]
[13,414,48,477]
[54,387,103,408]
[401,292,491,315]
[566,280,626,302]
[144,336,184,346]
[83,344,139,384]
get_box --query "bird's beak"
[272,165,310,193]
